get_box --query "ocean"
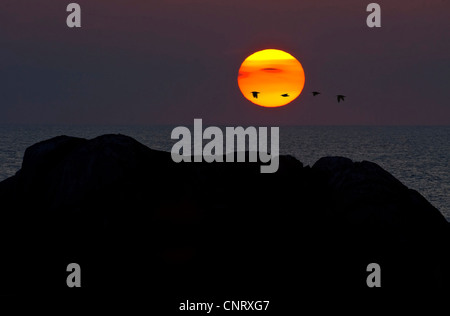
[0,125,449,221]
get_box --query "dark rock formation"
[0,134,448,299]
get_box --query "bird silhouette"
[337,95,346,103]
[312,91,321,96]
[281,93,290,97]
[251,91,260,99]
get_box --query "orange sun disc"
[237,49,305,107]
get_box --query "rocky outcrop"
[0,134,448,295]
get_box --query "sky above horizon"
[1,0,449,125]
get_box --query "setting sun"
[237,49,305,107]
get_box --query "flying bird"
[337,95,346,103]
[251,91,260,99]
[281,93,290,97]
[312,91,321,96]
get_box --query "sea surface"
[0,125,449,221]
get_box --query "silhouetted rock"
[0,134,448,298]
[312,156,448,228]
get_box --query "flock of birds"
[313,91,346,103]
[251,91,346,103]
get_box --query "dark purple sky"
[1,0,449,125]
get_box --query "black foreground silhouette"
[0,134,448,301]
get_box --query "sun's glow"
[237,49,305,107]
